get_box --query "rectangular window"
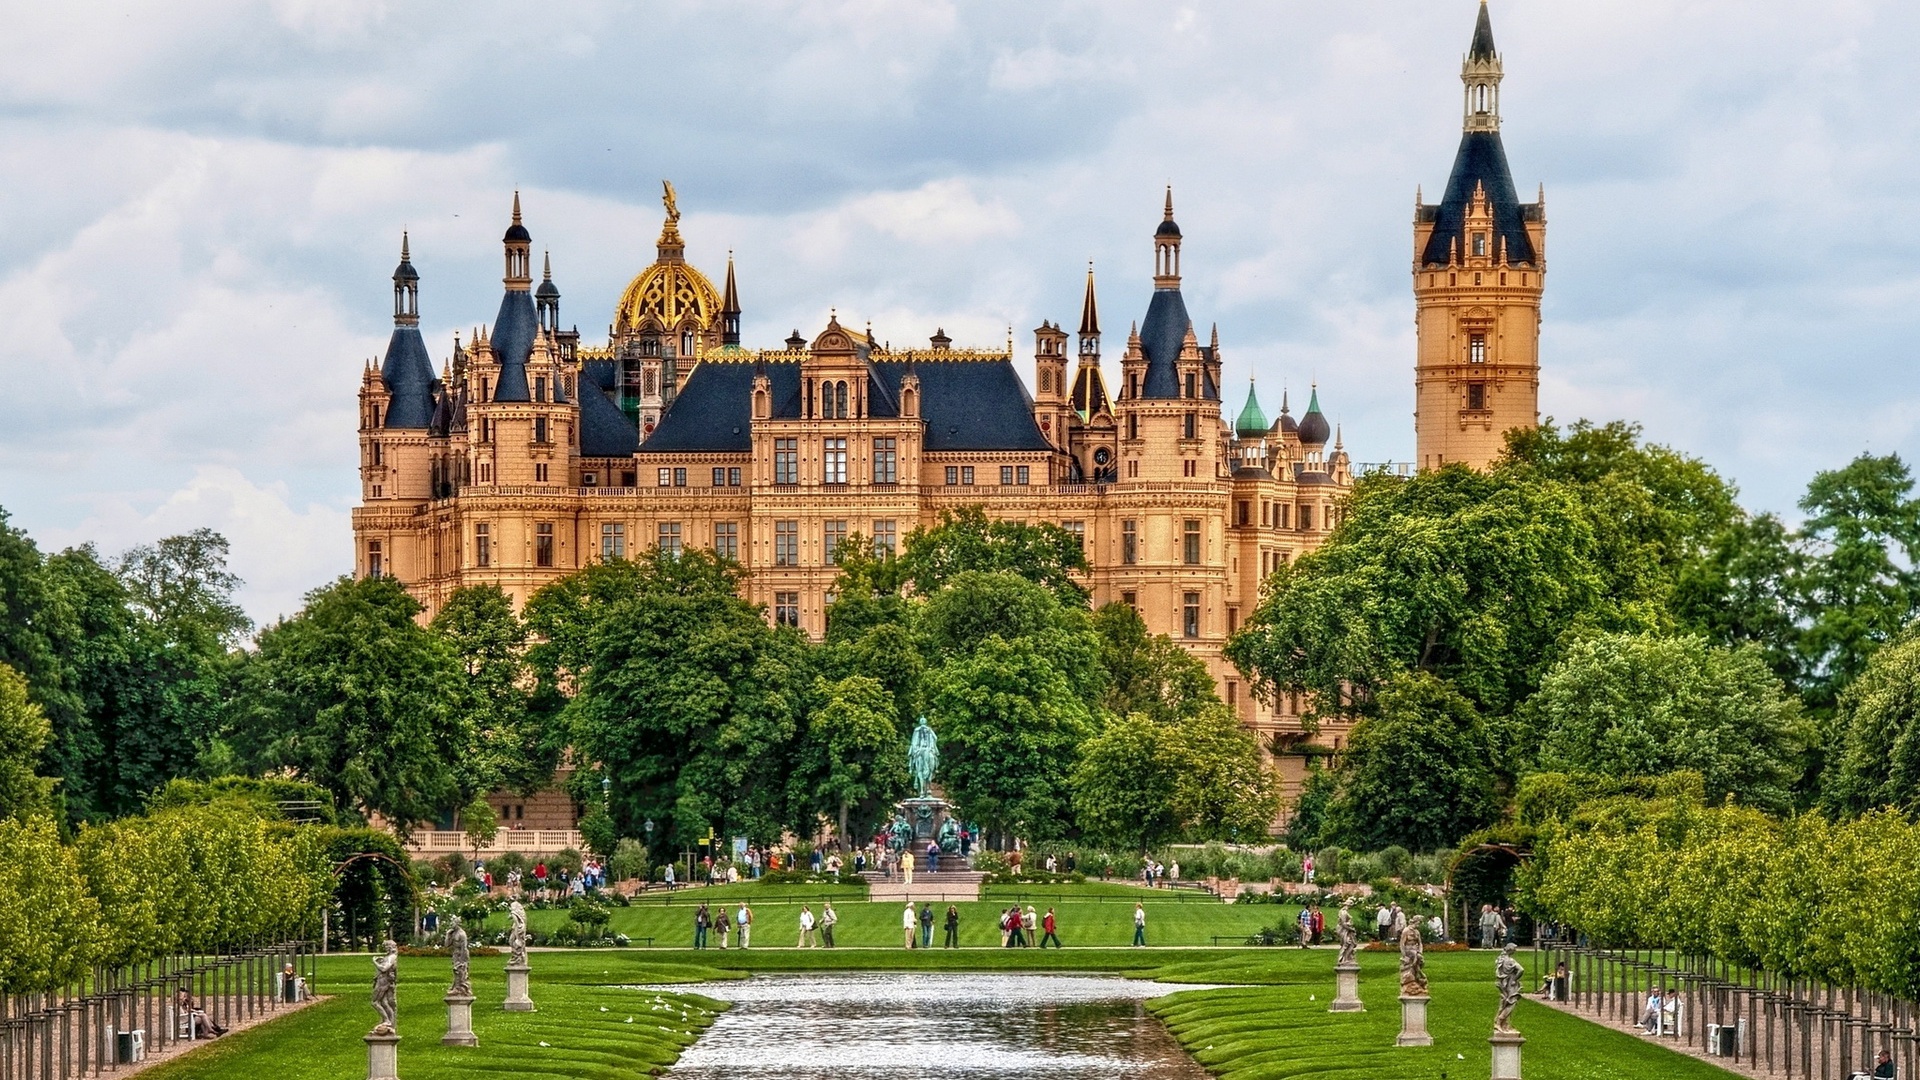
[824,520,849,564]
[1183,412,1196,440]
[1467,382,1487,411]
[1227,680,1237,706]
[728,467,742,486]
[1470,333,1487,364]
[366,540,383,578]
[1299,504,1314,531]
[673,467,687,487]
[535,522,554,568]
[1472,233,1487,257]
[474,524,491,568]
[824,438,848,484]
[535,376,547,402]
[714,521,739,560]
[658,521,682,557]
[600,522,625,560]
[1127,413,1139,440]
[534,463,548,483]
[1237,500,1250,527]
[1183,519,1201,565]
[873,520,897,556]
[961,466,974,485]
[1228,606,1240,634]
[1122,520,1138,565]
[1185,372,1196,398]
[1016,465,1030,484]
[1001,465,1015,486]
[774,520,799,566]
[713,467,727,487]
[873,438,897,484]
[1279,504,1290,529]
[775,438,799,485]
[621,470,637,488]
[657,467,672,487]
[774,592,800,628]
[946,466,960,486]
[1183,592,1200,638]
[1064,520,1085,551]
[583,472,598,487]
[1122,590,1137,610]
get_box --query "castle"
[351,1,1541,795]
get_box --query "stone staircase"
[861,870,986,903]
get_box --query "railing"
[0,942,315,1080]
[405,829,584,856]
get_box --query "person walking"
[1132,903,1148,947]
[1376,903,1392,943]
[1000,907,1014,948]
[1479,904,1507,949]
[716,907,731,949]
[1302,855,1315,884]
[694,903,710,949]
[902,849,915,886]
[943,905,960,948]
[902,900,918,949]
[737,902,753,949]
[1297,904,1314,948]
[798,904,817,948]
[1022,905,1038,947]
[821,902,838,948]
[1040,907,1061,948]
[920,903,935,949]
[1310,903,1325,946]
[664,862,676,891]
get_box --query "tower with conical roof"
[1412,0,1545,470]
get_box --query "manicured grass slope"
[1148,951,1742,1080]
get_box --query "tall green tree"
[1092,602,1218,723]
[1823,628,1920,815]
[1324,672,1499,852]
[1071,703,1278,848]
[1672,511,1804,687]
[790,674,909,843]
[229,576,463,835]
[901,506,1090,607]
[431,586,554,797]
[0,664,55,821]
[1793,453,1920,714]
[1528,632,1805,812]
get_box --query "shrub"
[607,838,648,882]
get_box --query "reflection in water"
[644,973,1215,1079]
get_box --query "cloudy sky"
[3,0,1917,622]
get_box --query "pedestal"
[442,994,478,1047]
[1329,962,1365,1012]
[503,965,535,1012]
[364,1032,399,1080]
[1396,995,1433,1047]
[1489,1031,1525,1080]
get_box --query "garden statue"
[371,939,399,1035]
[908,716,939,798]
[1336,897,1359,966]
[937,816,961,855]
[1397,921,1428,996]
[508,899,529,966]
[888,815,913,852]
[447,916,472,997]
[1494,944,1524,1033]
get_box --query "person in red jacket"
[1040,907,1061,948]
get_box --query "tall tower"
[1412,0,1545,471]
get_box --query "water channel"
[642,972,1216,1079]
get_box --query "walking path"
[1539,994,1780,1079]
[116,994,327,1077]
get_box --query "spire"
[721,253,742,347]
[490,194,535,401]
[1235,378,1268,438]
[380,233,434,427]
[501,192,532,287]
[1461,1,1504,133]
[657,179,686,261]
[1078,262,1100,337]
[391,231,419,326]
[1298,384,1330,446]
[535,251,560,331]
[1469,0,1497,62]
[1153,186,1182,289]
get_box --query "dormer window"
[1473,233,1487,257]
[534,376,546,402]
[1185,372,1197,398]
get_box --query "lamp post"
[601,776,611,806]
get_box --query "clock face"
[1093,448,1112,466]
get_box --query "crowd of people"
[469,856,609,899]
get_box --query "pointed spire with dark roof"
[380,233,434,427]
[491,195,535,401]
[1078,262,1100,337]
[1298,384,1330,446]
[721,253,742,347]
[1469,0,1497,61]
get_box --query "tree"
[790,674,909,843]
[1528,633,1805,813]
[1092,602,1218,722]
[458,794,498,859]
[1284,765,1336,850]
[116,529,251,652]
[1324,672,1499,852]
[432,586,554,797]
[1672,511,1804,687]
[1824,628,1920,815]
[0,817,101,993]
[901,506,1090,607]
[1070,712,1175,847]
[1794,454,1920,714]
[229,576,463,835]
[1071,704,1279,848]
[0,664,54,821]
[919,571,1104,707]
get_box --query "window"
[1183,412,1197,440]
[1122,520,1138,565]
[961,466,974,485]
[1473,233,1487,257]
[1228,607,1240,634]
[658,521,682,557]
[1064,521,1085,551]
[534,463,548,483]
[1183,459,1196,477]
[1039,369,1051,392]
[1183,592,1201,638]
[621,470,637,487]
[873,520,896,556]
[1001,465,1015,485]
[824,438,848,484]
[535,522,554,568]
[873,438,897,484]
[821,380,849,419]
[1016,466,1029,484]
[1183,519,1201,565]
[1237,501,1250,527]
[1470,333,1487,364]
[1299,504,1314,531]
[657,468,672,487]
[1467,382,1487,411]
[946,466,960,486]
[1127,413,1139,440]
[583,472,598,487]
[534,417,549,443]
[774,592,800,628]
[714,521,739,560]
[601,522,625,560]
[474,524,491,568]
[366,540,383,578]
[1185,372,1197,398]
[823,520,850,563]
[775,439,798,485]
[713,467,727,487]
[728,467,742,486]
[774,520,799,566]
[1279,504,1290,529]
[535,376,546,402]
[371,442,382,466]
[835,381,848,418]
[1128,373,1138,398]
[1121,591,1137,610]
[1227,680,1238,706]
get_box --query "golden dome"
[614,183,722,335]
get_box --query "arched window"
[834,381,849,419]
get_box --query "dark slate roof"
[1071,362,1111,417]
[1420,131,1537,266]
[579,379,638,457]
[1136,289,1191,399]
[1470,1,1497,60]
[639,356,1052,454]
[380,326,437,429]
[490,289,535,401]
[1297,387,1330,446]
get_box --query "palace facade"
[352,1,1541,797]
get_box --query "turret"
[721,254,742,347]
